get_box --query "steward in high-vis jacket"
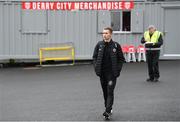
[92,27,125,118]
[141,25,163,82]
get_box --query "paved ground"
[0,61,180,121]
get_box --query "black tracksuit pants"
[100,73,116,113]
[146,50,160,80]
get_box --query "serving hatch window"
[111,11,131,32]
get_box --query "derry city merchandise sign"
[22,1,134,10]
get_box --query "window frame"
[20,10,48,34]
[110,10,132,34]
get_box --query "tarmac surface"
[0,61,180,121]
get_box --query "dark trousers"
[100,73,117,113]
[146,50,160,79]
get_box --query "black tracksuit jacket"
[92,40,125,77]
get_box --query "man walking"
[141,25,163,82]
[93,27,125,119]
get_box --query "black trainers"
[154,78,159,82]
[103,112,111,120]
[146,78,154,82]
[103,111,106,116]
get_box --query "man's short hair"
[148,25,156,30]
[104,27,113,34]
